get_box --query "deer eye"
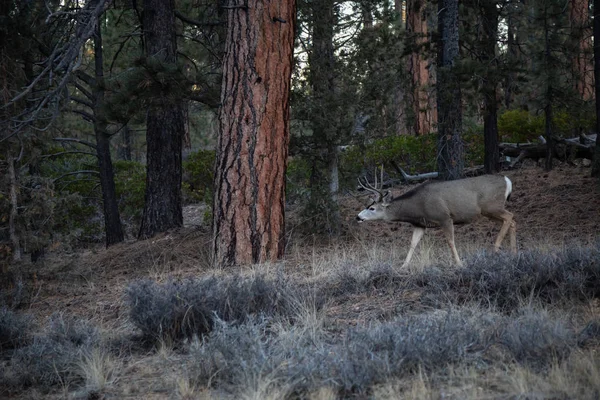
[369,207,375,211]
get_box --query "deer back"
[387,175,510,225]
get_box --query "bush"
[5,314,99,390]
[126,274,311,342]
[462,122,485,167]
[182,149,215,203]
[341,134,437,177]
[312,244,600,312]
[286,156,312,204]
[0,307,34,351]
[498,109,595,143]
[113,160,146,221]
[451,245,600,310]
[499,309,575,367]
[187,307,581,396]
[498,109,544,143]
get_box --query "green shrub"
[462,122,485,167]
[341,134,437,175]
[113,160,146,220]
[183,149,215,203]
[498,109,544,143]
[286,157,312,203]
[497,109,594,143]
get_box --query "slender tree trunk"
[544,102,554,171]
[93,17,124,246]
[436,0,463,180]
[7,152,21,262]
[119,125,132,161]
[213,0,296,267]
[592,0,600,177]
[138,0,184,239]
[481,0,500,174]
[504,6,516,109]
[543,2,554,172]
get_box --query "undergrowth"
[125,273,321,343]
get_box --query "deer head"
[356,166,392,219]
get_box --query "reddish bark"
[570,0,594,100]
[406,0,437,135]
[213,1,296,267]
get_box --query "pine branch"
[52,170,100,182]
[71,95,94,109]
[54,137,97,149]
[174,10,222,27]
[42,150,97,158]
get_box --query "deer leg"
[491,210,515,252]
[441,221,462,266]
[509,219,517,254]
[402,227,425,268]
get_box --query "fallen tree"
[500,134,596,167]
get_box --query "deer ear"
[382,190,392,206]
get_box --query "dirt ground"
[2,162,600,398]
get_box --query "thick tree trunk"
[436,0,463,180]
[481,1,500,174]
[406,0,436,136]
[570,0,594,100]
[592,0,600,177]
[93,18,124,246]
[310,0,340,234]
[138,0,184,239]
[213,0,295,267]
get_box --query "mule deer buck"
[356,169,517,267]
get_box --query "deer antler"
[358,165,385,201]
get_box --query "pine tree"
[436,0,463,180]
[212,0,296,266]
[138,0,185,239]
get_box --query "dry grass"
[2,165,600,399]
[77,347,119,394]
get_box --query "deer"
[356,169,517,267]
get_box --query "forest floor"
[2,161,600,399]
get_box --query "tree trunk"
[93,16,124,246]
[481,0,500,174]
[310,0,340,234]
[570,0,594,100]
[543,2,554,172]
[138,0,184,239]
[119,125,132,161]
[436,0,463,180]
[545,102,554,171]
[592,0,600,177]
[7,152,21,262]
[504,6,516,109]
[212,0,296,267]
[406,0,436,136]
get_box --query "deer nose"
[356,216,363,222]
